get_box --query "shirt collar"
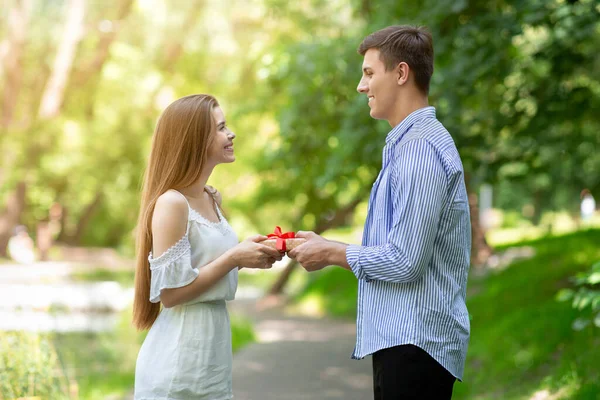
[386,106,436,144]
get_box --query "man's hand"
[288,231,350,272]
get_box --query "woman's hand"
[228,235,283,269]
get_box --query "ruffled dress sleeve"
[148,234,199,303]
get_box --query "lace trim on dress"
[188,206,232,235]
[148,234,191,270]
[188,208,223,226]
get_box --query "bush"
[0,331,71,399]
[501,210,529,229]
[557,260,600,330]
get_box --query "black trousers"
[372,344,456,400]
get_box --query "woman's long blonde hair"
[133,94,219,330]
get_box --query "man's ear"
[396,62,410,86]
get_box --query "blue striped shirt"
[346,106,471,380]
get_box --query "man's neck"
[389,95,429,128]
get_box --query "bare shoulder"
[152,191,189,253]
[154,190,189,219]
[205,185,223,206]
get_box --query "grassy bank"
[1,308,255,400]
[71,268,135,286]
[54,311,255,399]
[294,229,600,399]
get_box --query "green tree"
[241,0,600,290]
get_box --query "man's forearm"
[326,240,351,270]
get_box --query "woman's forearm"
[160,249,237,308]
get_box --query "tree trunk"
[73,0,133,85]
[532,189,544,226]
[359,0,372,19]
[36,221,52,261]
[68,0,134,117]
[38,0,85,119]
[467,187,493,267]
[0,182,27,257]
[144,0,204,114]
[268,259,299,296]
[66,191,103,245]
[56,205,70,243]
[0,0,33,128]
[267,195,365,296]
[157,0,205,73]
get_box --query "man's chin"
[370,109,384,120]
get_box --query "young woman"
[132,94,281,399]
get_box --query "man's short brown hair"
[358,25,434,94]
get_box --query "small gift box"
[262,226,306,252]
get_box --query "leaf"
[586,272,600,285]
[556,289,574,302]
[572,318,590,331]
[592,296,600,312]
[574,294,592,311]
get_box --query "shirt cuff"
[346,245,367,280]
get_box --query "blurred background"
[0,0,599,399]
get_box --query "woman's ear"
[397,62,410,86]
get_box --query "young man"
[288,25,471,399]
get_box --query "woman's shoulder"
[156,190,189,212]
[152,190,189,237]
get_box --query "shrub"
[0,331,71,399]
[557,260,600,330]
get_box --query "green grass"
[294,267,357,318]
[0,331,71,399]
[456,229,600,399]
[70,268,135,286]
[231,314,256,352]
[50,307,255,399]
[294,229,600,399]
[51,307,145,400]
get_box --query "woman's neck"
[179,167,213,198]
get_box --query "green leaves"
[245,0,600,236]
[556,260,600,330]
[0,332,70,399]
[2,0,599,248]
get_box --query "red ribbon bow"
[267,226,296,252]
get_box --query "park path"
[229,298,373,400]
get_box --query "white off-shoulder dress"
[134,191,238,400]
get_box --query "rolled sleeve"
[346,244,367,280]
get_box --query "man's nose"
[357,78,368,93]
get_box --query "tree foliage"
[0,0,598,257]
